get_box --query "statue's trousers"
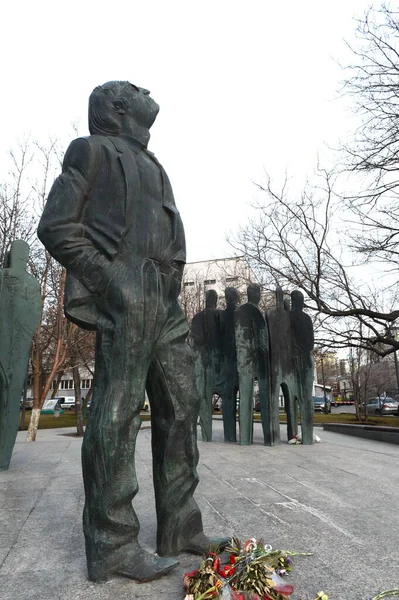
[82,259,202,564]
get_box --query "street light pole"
[320,353,328,414]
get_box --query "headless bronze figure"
[38,81,227,583]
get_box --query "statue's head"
[224,287,240,308]
[291,290,304,311]
[89,81,159,136]
[247,283,261,306]
[3,240,29,272]
[205,289,218,309]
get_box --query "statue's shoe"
[181,532,231,555]
[88,546,179,583]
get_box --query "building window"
[81,379,92,389]
[204,279,216,285]
[184,281,195,287]
[60,380,74,390]
[226,276,238,283]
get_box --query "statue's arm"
[37,138,112,294]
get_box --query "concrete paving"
[1,421,399,600]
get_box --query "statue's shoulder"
[63,136,118,169]
[67,135,118,151]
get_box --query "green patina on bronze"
[191,289,222,442]
[37,81,229,584]
[0,240,41,470]
[266,287,314,445]
[234,284,273,446]
[191,284,314,446]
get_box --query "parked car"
[313,396,331,413]
[55,397,76,410]
[360,397,399,416]
[20,397,34,409]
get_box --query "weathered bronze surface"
[38,81,228,583]
[234,284,271,445]
[0,241,40,470]
[219,287,240,442]
[191,290,222,441]
[289,290,314,444]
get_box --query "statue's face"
[124,84,159,129]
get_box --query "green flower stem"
[196,586,220,600]
[372,591,399,599]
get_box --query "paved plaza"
[1,420,398,600]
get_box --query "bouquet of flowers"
[183,538,312,600]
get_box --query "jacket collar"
[109,135,145,155]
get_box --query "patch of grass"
[19,410,152,430]
[268,412,399,427]
[21,410,399,431]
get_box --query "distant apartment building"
[26,366,94,400]
[183,256,253,295]
[181,255,263,321]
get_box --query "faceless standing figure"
[191,289,222,442]
[234,283,271,445]
[218,287,240,442]
[289,290,314,444]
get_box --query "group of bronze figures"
[191,283,315,446]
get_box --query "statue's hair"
[88,81,134,135]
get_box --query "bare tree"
[339,5,399,279]
[342,5,399,202]
[65,327,95,437]
[0,135,88,441]
[0,140,37,264]
[230,169,399,357]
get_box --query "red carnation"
[183,569,199,589]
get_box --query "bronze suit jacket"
[38,134,186,330]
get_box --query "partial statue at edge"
[38,81,228,583]
[0,241,41,471]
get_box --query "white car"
[56,397,76,410]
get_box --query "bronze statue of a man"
[38,81,226,583]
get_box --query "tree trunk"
[26,351,42,441]
[26,408,41,442]
[73,365,84,437]
[51,369,64,399]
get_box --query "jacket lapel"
[107,137,140,228]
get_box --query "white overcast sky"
[1,0,368,262]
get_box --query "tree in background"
[0,135,96,441]
[342,6,399,284]
[230,168,399,358]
